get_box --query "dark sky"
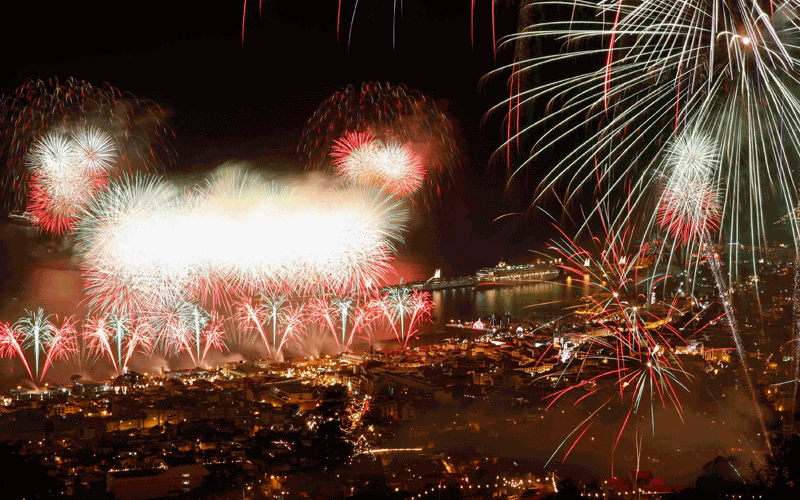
[3,1,554,278]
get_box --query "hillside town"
[3,264,799,500]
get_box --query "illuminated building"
[106,457,209,500]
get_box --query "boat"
[472,259,561,288]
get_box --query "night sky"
[0,4,778,484]
[3,1,554,279]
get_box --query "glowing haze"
[75,167,409,316]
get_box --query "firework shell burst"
[492,1,800,258]
[25,127,118,234]
[300,82,457,204]
[75,169,409,317]
[330,130,426,198]
[656,130,722,247]
[0,77,174,213]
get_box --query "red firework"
[28,172,107,235]
[539,216,700,471]
[300,82,457,206]
[82,316,117,368]
[236,297,274,357]
[656,182,722,245]
[41,316,79,382]
[123,322,154,369]
[372,287,434,349]
[331,130,426,198]
[200,313,226,365]
[0,322,33,381]
[307,294,377,352]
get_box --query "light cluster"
[26,127,117,234]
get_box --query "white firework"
[75,169,409,315]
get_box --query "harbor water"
[429,278,591,329]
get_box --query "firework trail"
[348,297,379,346]
[793,254,800,429]
[41,316,79,382]
[187,304,210,367]
[308,296,339,348]
[236,296,274,357]
[239,297,306,361]
[146,300,198,364]
[123,322,154,370]
[108,314,131,373]
[241,2,500,51]
[80,314,147,374]
[705,246,771,447]
[373,286,434,349]
[83,316,117,369]
[199,312,226,366]
[14,309,56,383]
[275,303,306,360]
[0,322,33,381]
[0,77,173,212]
[151,302,225,366]
[542,210,698,468]
[656,128,771,451]
[308,293,378,352]
[260,289,287,349]
[300,82,456,204]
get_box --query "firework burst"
[544,219,696,470]
[14,308,55,382]
[0,77,173,212]
[300,82,456,204]
[41,316,79,382]
[373,286,434,349]
[82,316,117,369]
[331,130,426,198]
[236,296,275,356]
[75,174,186,316]
[76,170,408,316]
[656,131,722,248]
[25,127,117,234]
[308,293,378,352]
[0,322,33,381]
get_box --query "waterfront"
[360,277,595,351]
[428,277,592,330]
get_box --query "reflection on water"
[429,278,592,329]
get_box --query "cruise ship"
[472,259,562,287]
[400,258,562,292]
